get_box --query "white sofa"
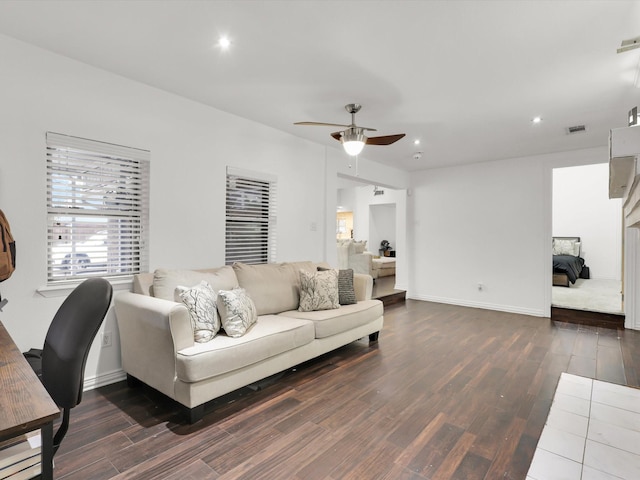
[114,261,383,422]
[336,240,396,280]
[372,257,396,278]
[337,239,378,278]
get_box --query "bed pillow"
[573,241,581,256]
[216,288,258,338]
[553,238,580,256]
[299,269,340,312]
[317,267,357,305]
[175,281,220,343]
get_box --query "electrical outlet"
[101,331,112,348]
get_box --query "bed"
[552,236,587,287]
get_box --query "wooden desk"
[0,322,59,479]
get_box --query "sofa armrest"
[348,252,374,276]
[353,273,373,301]
[114,292,193,397]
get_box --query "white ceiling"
[0,0,639,171]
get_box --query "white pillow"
[353,240,367,254]
[553,239,579,256]
[216,288,258,338]
[298,269,340,312]
[573,242,581,256]
[176,281,220,343]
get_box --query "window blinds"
[225,167,277,265]
[46,132,150,283]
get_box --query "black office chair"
[24,277,113,455]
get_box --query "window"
[225,167,277,265]
[46,132,150,283]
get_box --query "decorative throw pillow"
[175,281,220,343]
[353,240,367,254]
[318,267,357,305]
[216,288,258,338]
[299,269,340,312]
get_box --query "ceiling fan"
[295,104,405,156]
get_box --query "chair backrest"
[41,278,113,409]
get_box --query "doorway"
[551,164,623,315]
[336,177,407,302]
[336,211,353,240]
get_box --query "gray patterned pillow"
[318,267,356,305]
[299,269,340,312]
[216,288,258,337]
[176,281,220,343]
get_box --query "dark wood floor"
[53,300,640,479]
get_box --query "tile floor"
[527,372,640,480]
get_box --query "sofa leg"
[187,405,205,424]
[126,374,142,388]
[369,331,379,342]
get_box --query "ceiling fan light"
[342,129,366,156]
[343,140,365,156]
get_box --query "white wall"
[0,34,408,387]
[408,146,609,317]
[369,203,396,254]
[553,163,622,280]
[351,186,408,290]
[337,187,356,212]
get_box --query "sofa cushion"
[233,261,316,315]
[175,315,315,382]
[280,299,383,339]
[299,269,340,312]
[372,258,396,271]
[176,281,220,343]
[317,267,356,306]
[152,266,239,301]
[217,288,258,338]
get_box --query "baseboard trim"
[83,369,127,392]
[407,293,546,318]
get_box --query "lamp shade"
[342,128,366,156]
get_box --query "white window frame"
[225,167,277,265]
[46,132,150,285]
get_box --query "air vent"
[566,125,587,135]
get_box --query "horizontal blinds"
[46,132,150,283]
[225,170,277,265]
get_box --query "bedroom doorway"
[551,164,623,316]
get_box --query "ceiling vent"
[566,125,587,135]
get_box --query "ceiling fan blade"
[366,134,406,146]
[330,131,342,141]
[294,121,350,128]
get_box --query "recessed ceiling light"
[218,36,231,50]
[532,116,542,124]
[414,139,420,145]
